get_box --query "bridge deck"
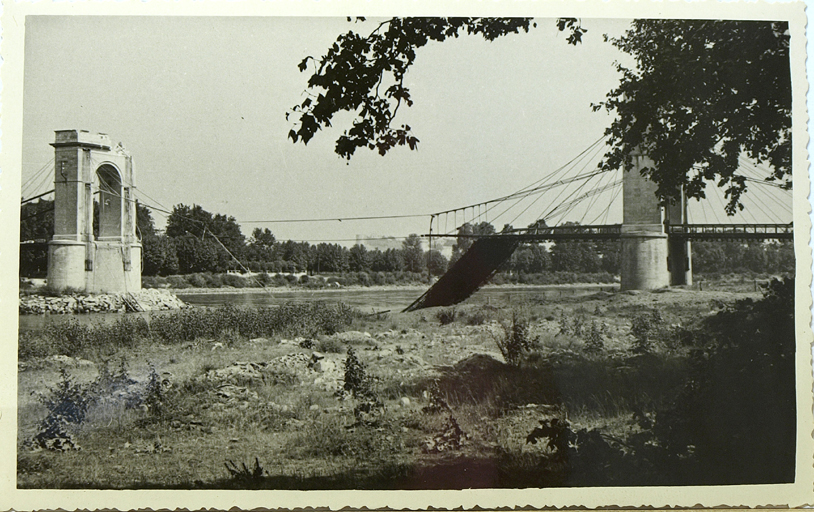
[430,223,792,242]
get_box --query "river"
[18,284,618,331]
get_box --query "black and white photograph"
[1,1,812,509]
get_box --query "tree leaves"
[288,17,534,160]
[596,20,791,214]
[555,18,587,45]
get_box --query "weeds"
[558,311,586,337]
[342,347,384,423]
[31,359,170,451]
[20,302,358,360]
[493,311,539,365]
[436,307,457,325]
[316,337,345,353]
[224,457,267,486]
[630,309,664,354]
[583,321,605,354]
[33,369,98,451]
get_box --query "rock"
[333,331,372,343]
[309,404,320,411]
[399,397,411,407]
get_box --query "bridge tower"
[620,150,671,290]
[47,130,141,293]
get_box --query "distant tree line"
[20,200,794,279]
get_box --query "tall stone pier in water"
[47,130,141,293]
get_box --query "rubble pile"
[20,289,185,315]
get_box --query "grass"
[19,301,357,361]
[18,284,793,488]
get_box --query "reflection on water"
[19,284,617,332]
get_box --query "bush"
[493,311,539,366]
[316,337,345,354]
[436,308,457,325]
[187,273,208,288]
[21,302,359,359]
[223,274,248,288]
[583,321,605,354]
[629,309,664,354]
[167,276,191,289]
[652,278,796,484]
[464,308,489,326]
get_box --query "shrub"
[167,276,191,289]
[493,311,539,366]
[436,307,458,325]
[652,278,796,484]
[33,369,98,451]
[316,337,345,354]
[224,458,267,487]
[464,307,490,326]
[223,274,248,288]
[583,320,605,354]
[342,346,383,422]
[187,273,208,288]
[558,311,585,337]
[630,309,664,354]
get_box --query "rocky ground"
[19,288,187,314]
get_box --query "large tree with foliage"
[401,233,425,273]
[166,203,246,261]
[596,20,791,214]
[289,17,790,216]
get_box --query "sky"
[20,16,793,247]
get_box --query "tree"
[401,233,425,273]
[427,250,449,276]
[311,243,349,273]
[596,20,791,214]
[370,248,404,272]
[247,227,277,262]
[173,234,220,274]
[19,199,54,277]
[511,244,551,273]
[142,234,179,276]
[291,18,789,216]
[20,199,54,243]
[279,240,310,272]
[136,203,156,238]
[348,244,371,272]
[450,222,496,265]
[289,18,591,160]
[166,204,246,257]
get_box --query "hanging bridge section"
[404,235,521,312]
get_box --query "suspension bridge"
[404,141,793,311]
[20,131,793,308]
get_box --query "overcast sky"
[21,16,792,246]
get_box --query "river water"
[18,284,617,331]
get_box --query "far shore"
[166,282,620,295]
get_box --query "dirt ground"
[17,286,765,489]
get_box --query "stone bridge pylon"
[620,149,691,290]
[47,130,141,293]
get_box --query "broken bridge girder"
[403,235,520,312]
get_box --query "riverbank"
[17,282,791,488]
[19,289,187,315]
